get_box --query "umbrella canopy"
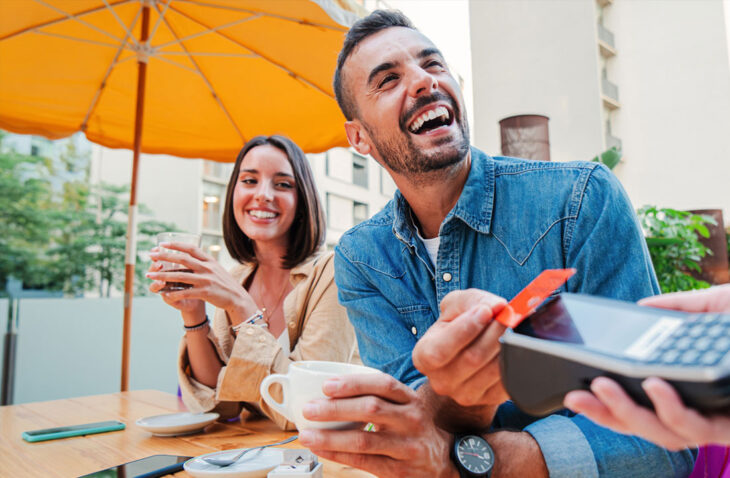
[0,0,356,159]
[0,0,359,391]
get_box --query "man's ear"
[345,120,372,156]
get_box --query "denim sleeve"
[334,244,425,386]
[565,163,660,301]
[525,414,697,478]
[535,164,695,476]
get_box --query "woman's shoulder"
[292,250,335,280]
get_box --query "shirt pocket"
[396,304,434,340]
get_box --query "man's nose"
[406,66,438,98]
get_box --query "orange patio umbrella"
[0,0,361,391]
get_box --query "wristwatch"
[451,434,495,478]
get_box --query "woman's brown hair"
[222,135,325,268]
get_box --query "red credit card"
[495,269,576,328]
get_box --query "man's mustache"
[400,92,458,131]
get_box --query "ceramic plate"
[136,412,219,436]
[184,448,283,477]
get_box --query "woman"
[147,135,358,430]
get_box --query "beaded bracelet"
[231,309,266,334]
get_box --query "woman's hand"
[147,242,258,323]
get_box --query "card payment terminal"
[499,293,730,416]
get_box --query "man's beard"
[364,93,470,175]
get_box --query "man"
[297,10,695,477]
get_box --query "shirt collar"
[391,146,495,245]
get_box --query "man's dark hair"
[222,135,325,269]
[334,10,415,121]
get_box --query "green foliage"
[591,146,622,170]
[0,144,55,290]
[638,206,716,293]
[0,133,177,297]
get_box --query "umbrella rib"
[102,0,139,47]
[30,29,133,51]
[151,54,202,75]
[80,6,144,133]
[157,52,258,58]
[147,0,173,46]
[28,0,126,45]
[167,5,336,100]
[173,0,348,32]
[153,3,246,144]
[0,0,132,42]
[153,14,262,51]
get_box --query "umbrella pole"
[121,5,150,392]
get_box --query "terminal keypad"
[646,313,730,366]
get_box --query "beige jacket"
[177,251,358,430]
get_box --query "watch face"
[456,435,494,475]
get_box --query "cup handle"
[260,374,291,420]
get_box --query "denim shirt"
[334,148,695,477]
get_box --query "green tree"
[0,133,56,291]
[638,206,715,293]
[0,132,177,297]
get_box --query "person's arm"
[334,245,428,386]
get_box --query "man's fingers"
[308,449,400,478]
[300,429,415,460]
[303,396,423,431]
[414,305,494,371]
[439,288,507,322]
[322,373,415,404]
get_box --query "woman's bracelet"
[184,316,210,333]
[231,309,266,334]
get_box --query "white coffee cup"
[260,361,380,431]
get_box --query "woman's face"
[232,144,299,249]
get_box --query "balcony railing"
[597,23,616,56]
[602,77,620,108]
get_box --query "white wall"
[91,146,202,236]
[611,0,730,218]
[469,0,604,161]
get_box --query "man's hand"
[298,373,458,478]
[413,289,508,407]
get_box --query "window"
[202,183,225,230]
[201,234,223,260]
[352,154,368,188]
[353,201,369,225]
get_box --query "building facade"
[469,0,730,219]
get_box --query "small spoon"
[203,435,298,467]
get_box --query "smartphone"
[21,420,125,443]
[78,454,192,478]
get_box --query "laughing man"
[297,10,695,478]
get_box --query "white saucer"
[184,448,283,477]
[136,412,220,437]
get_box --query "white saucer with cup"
[260,361,380,431]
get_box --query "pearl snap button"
[443,272,452,282]
[245,328,254,335]
[259,336,266,343]
[289,321,295,328]
[411,326,417,335]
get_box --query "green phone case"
[22,420,125,442]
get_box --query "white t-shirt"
[416,227,440,268]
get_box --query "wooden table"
[0,390,374,477]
